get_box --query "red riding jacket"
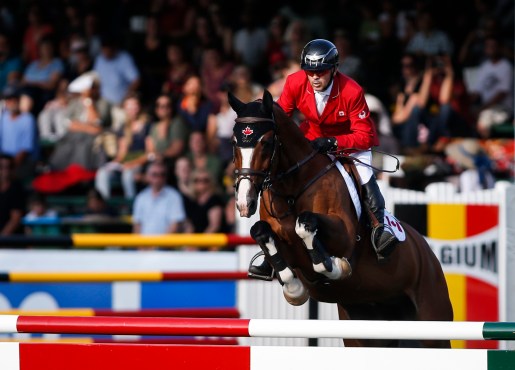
[277,70,379,151]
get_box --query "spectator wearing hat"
[48,71,112,171]
[0,84,37,178]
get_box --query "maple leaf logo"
[242,126,253,137]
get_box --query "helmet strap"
[320,67,337,92]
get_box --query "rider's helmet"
[300,39,339,71]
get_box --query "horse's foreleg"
[295,212,352,280]
[250,221,309,306]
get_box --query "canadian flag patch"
[242,126,253,137]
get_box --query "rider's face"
[306,69,333,92]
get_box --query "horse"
[229,89,453,348]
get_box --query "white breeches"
[350,150,373,184]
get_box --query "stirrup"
[248,251,275,281]
[371,224,399,263]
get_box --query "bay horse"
[230,89,453,348]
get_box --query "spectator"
[49,71,112,171]
[83,13,102,59]
[0,84,37,178]
[405,10,453,57]
[0,33,22,92]
[206,2,234,57]
[333,29,364,83]
[147,94,189,163]
[229,65,263,104]
[131,14,167,105]
[83,188,118,220]
[186,131,223,187]
[0,154,26,235]
[132,160,186,235]
[64,37,93,83]
[233,8,268,82]
[458,15,501,67]
[93,35,140,106]
[173,155,194,200]
[391,53,426,152]
[189,15,222,70]
[206,84,237,166]
[20,36,64,115]
[445,138,495,192]
[200,47,234,111]
[95,94,151,199]
[176,75,213,133]
[162,42,195,103]
[265,14,288,69]
[37,79,71,144]
[24,192,58,221]
[187,168,226,233]
[468,36,514,138]
[268,59,301,101]
[22,5,54,63]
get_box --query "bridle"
[233,114,337,219]
[233,116,278,196]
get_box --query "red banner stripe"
[19,343,250,370]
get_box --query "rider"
[249,39,399,278]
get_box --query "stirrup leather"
[248,251,275,281]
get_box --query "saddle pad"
[334,160,362,219]
[384,210,407,241]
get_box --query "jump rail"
[0,307,240,318]
[1,316,514,341]
[0,343,513,370]
[0,234,255,248]
[0,271,250,282]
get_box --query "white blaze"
[236,148,254,211]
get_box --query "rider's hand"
[311,137,338,153]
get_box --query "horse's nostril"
[248,199,256,210]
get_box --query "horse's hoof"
[282,279,309,306]
[337,257,352,279]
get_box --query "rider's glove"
[311,137,338,153]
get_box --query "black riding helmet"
[300,39,339,71]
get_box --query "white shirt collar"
[314,80,333,97]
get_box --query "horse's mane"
[272,102,310,146]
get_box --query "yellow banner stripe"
[0,309,95,316]
[445,273,467,349]
[9,271,164,282]
[71,234,229,248]
[428,204,465,239]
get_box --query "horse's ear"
[261,89,274,116]
[228,91,245,116]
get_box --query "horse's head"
[229,89,276,218]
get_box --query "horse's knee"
[250,220,274,245]
[296,212,318,235]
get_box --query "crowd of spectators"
[0,0,513,237]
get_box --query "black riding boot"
[248,253,274,280]
[362,177,399,262]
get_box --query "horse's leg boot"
[362,178,399,263]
